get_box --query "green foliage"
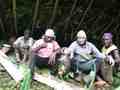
[0,69,53,90]
[112,72,120,88]
[16,0,33,32]
[1,0,120,47]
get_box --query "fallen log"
[0,51,85,90]
[0,51,23,82]
[34,73,83,90]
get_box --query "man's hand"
[106,55,115,66]
[16,52,21,64]
[24,46,29,49]
[48,53,56,65]
[16,59,21,64]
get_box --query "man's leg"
[101,61,113,85]
[71,59,79,73]
[29,53,39,75]
[70,60,83,81]
[95,59,102,74]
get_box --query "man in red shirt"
[30,29,61,74]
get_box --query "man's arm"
[32,39,47,52]
[90,43,106,59]
[91,43,115,65]
[14,37,22,62]
[28,38,34,47]
[22,38,34,63]
[112,49,120,64]
[22,47,30,63]
[14,47,21,62]
[48,41,61,65]
[68,42,76,59]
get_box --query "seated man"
[68,30,114,84]
[14,29,34,65]
[97,33,120,85]
[30,29,61,74]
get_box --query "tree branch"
[76,0,94,30]
[63,0,78,31]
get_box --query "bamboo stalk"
[12,0,17,34]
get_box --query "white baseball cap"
[77,30,87,38]
[45,29,55,37]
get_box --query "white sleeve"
[68,42,76,59]
[90,43,106,59]
[31,39,43,51]
[14,37,22,46]
[28,38,34,47]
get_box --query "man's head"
[43,29,55,42]
[24,29,30,40]
[77,30,87,45]
[9,36,16,47]
[102,33,113,48]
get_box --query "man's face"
[103,37,112,47]
[44,35,54,42]
[24,31,30,40]
[77,37,86,45]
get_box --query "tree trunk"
[76,0,94,30]
[92,11,105,30]
[12,0,17,34]
[103,18,114,31]
[32,0,40,30]
[63,0,78,31]
[99,16,118,39]
[0,17,5,33]
[48,0,59,28]
[113,23,119,32]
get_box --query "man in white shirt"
[14,30,34,64]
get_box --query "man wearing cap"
[14,30,34,64]
[98,33,120,85]
[68,30,114,82]
[30,29,60,73]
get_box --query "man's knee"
[29,53,37,70]
[95,59,102,72]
